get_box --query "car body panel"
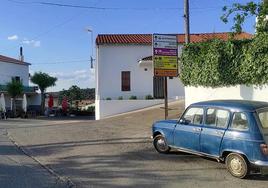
[152,120,177,146]
[174,122,201,151]
[200,126,225,157]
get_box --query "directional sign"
[153,41,177,49]
[154,56,178,69]
[154,48,177,56]
[153,34,178,77]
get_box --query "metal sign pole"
[164,76,168,120]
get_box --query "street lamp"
[86,28,94,69]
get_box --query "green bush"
[106,97,112,100]
[145,94,154,100]
[129,95,137,100]
[118,96,123,100]
[180,33,268,87]
[86,106,95,113]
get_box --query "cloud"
[7,35,18,41]
[22,38,41,47]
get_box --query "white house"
[95,32,251,120]
[0,49,40,112]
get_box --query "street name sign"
[153,34,178,77]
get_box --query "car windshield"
[258,110,268,129]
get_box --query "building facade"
[95,32,254,119]
[0,54,39,111]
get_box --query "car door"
[200,108,229,157]
[174,107,204,152]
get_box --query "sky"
[0,0,260,92]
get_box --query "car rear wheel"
[226,153,249,178]
[153,135,170,154]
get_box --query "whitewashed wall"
[185,85,268,108]
[0,61,29,86]
[96,99,165,120]
[96,44,185,100]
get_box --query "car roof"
[191,100,268,112]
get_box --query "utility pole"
[184,0,190,44]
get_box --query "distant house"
[0,49,39,111]
[95,32,252,120]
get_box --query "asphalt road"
[1,100,268,188]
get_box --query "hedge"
[180,32,268,88]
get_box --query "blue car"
[152,100,268,178]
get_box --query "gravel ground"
[1,100,268,188]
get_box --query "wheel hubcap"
[230,157,244,175]
[157,138,167,151]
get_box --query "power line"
[7,0,228,11]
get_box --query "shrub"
[129,95,137,100]
[180,33,268,87]
[106,97,112,100]
[118,96,123,100]
[86,106,95,113]
[145,94,154,100]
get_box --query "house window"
[121,71,130,91]
[15,76,20,82]
[12,76,20,82]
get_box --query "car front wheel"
[153,135,170,154]
[226,153,249,178]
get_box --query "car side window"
[230,112,249,130]
[205,108,229,128]
[182,107,204,125]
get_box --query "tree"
[6,78,23,116]
[30,72,57,114]
[221,0,268,33]
[58,85,84,109]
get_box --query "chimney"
[19,47,24,62]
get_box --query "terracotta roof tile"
[0,55,30,65]
[96,32,253,45]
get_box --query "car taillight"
[260,144,268,155]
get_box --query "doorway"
[153,76,164,99]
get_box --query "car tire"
[153,135,170,154]
[225,153,249,178]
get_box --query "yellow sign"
[154,55,177,69]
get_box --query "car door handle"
[193,127,202,132]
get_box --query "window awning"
[138,56,152,65]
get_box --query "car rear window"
[230,112,249,130]
[258,111,268,128]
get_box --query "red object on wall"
[62,97,68,112]
[48,95,54,108]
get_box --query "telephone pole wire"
[184,0,190,44]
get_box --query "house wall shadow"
[240,85,254,100]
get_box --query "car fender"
[220,149,249,160]
[153,129,166,138]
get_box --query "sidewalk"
[0,129,68,188]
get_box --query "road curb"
[6,130,76,188]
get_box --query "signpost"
[153,34,178,119]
